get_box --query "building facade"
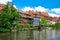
[0,4,60,27]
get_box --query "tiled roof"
[0,4,5,10]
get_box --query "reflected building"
[46,29,53,40]
[46,29,56,40]
[16,31,28,40]
[26,30,34,40]
[40,30,46,40]
[33,30,40,40]
[52,30,56,40]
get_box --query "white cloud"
[22,6,48,12]
[35,6,48,12]
[0,0,12,4]
[48,13,60,17]
[13,5,17,9]
[21,6,60,17]
[22,7,34,11]
[51,8,60,14]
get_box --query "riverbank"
[0,27,58,32]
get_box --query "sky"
[0,0,60,17]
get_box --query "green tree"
[40,18,48,27]
[25,20,30,29]
[55,23,60,29]
[0,4,20,31]
[51,23,60,30]
[51,24,55,29]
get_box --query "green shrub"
[0,28,10,32]
[51,23,60,30]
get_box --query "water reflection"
[0,29,60,40]
[33,30,40,40]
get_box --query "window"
[34,14,38,17]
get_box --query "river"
[0,29,60,40]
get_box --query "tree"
[51,24,55,29]
[55,23,60,29]
[25,20,30,29]
[0,4,20,30]
[40,18,48,27]
[51,22,60,30]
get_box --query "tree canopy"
[40,18,48,26]
[0,4,20,29]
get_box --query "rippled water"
[0,29,60,40]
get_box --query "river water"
[0,29,60,40]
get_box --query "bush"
[32,26,38,30]
[0,28,10,32]
[27,24,30,29]
[51,24,55,29]
[51,23,60,30]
